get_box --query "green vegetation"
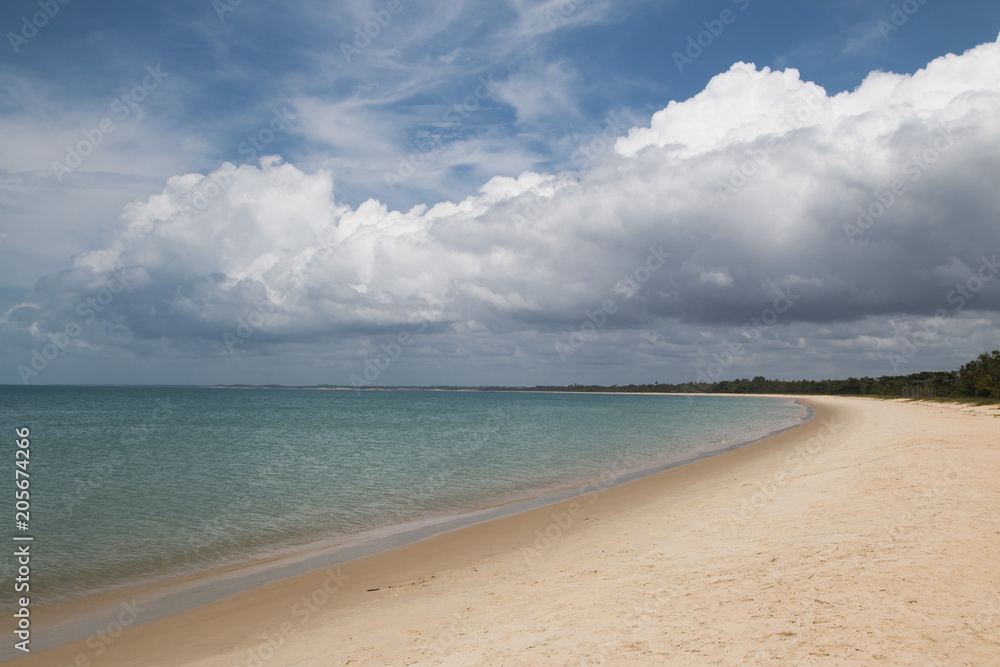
[216,351,1000,403]
[959,350,1000,399]
[522,350,1000,401]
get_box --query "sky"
[1,0,999,387]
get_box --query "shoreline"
[8,396,998,664]
[1,394,809,660]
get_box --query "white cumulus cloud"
[4,35,1000,384]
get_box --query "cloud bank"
[4,36,1000,385]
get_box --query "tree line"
[220,351,1000,399]
[516,350,1000,399]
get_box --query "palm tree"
[973,350,1000,398]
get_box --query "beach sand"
[10,396,1000,665]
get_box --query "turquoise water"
[0,387,805,607]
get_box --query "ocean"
[0,386,807,609]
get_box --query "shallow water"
[0,386,805,607]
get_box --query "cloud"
[0,0,633,294]
[700,271,734,288]
[507,0,622,40]
[4,35,1000,384]
[493,60,581,123]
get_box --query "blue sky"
[2,1,999,385]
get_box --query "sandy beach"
[10,395,1000,665]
